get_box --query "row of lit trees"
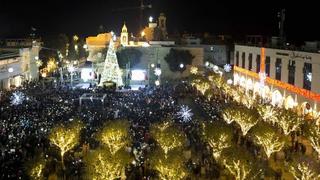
[191,68,320,160]
[201,121,263,180]
[190,68,320,179]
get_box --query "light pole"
[7,67,13,88]
[68,65,75,88]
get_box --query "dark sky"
[0,0,319,42]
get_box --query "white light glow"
[307,72,312,81]
[227,79,233,85]
[149,16,153,23]
[10,91,26,106]
[150,64,155,68]
[177,105,193,122]
[8,68,13,73]
[68,66,75,73]
[224,64,232,72]
[213,65,219,72]
[131,70,146,81]
[81,68,95,82]
[180,63,184,68]
[205,61,210,67]
[154,68,162,76]
[155,80,160,86]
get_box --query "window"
[275,58,282,80]
[248,53,253,70]
[241,52,246,68]
[235,51,239,66]
[265,56,271,77]
[256,55,261,73]
[303,63,312,90]
[288,60,295,85]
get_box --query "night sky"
[0,0,319,42]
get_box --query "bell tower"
[121,23,128,46]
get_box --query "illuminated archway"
[284,95,296,109]
[253,82,260,93]
[240,76,246,87]
[246,78,254,90]
[271,90,283,106]
[300,102,312,115]
[234,73,240,85]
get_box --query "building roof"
[0,50,20,60]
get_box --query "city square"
[1,1,320,180]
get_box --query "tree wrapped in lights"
[201,121,233,159]
[252,122,286,158]
[85,148,132,180]
[49,120,84,169]
[190,66,198,75]
[151,119,173,132]
[241,94,256,109]
[233,105,259,136]
[25,156,45,180]
[46,57,58,73]
[98,120,130,155]
[221,147,262,180]
[149,149,188,180]
[287,154,320,180]
[277,109,304,135]
[151,125,186,155]
[196,81,210,95]
[257,104,278,125]
[204,89,214,101]
[306,123,320,158]
[222,103,240,124]
[208,72,224,89]
[190,76,211,95]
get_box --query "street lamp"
[155,80,160,86]
[149,16,153,23]
[179,63,184,69]
[68,66,75,87]
[7,68,14,88]
[141,31,145,37]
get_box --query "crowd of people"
[1,77,308,179]
[0,80,194,179]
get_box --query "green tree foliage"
[116,48,142,69]
[164,49,194,73]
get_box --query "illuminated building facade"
[0,42,40,90]
[233,44,320,114]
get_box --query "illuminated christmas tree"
[100,35,123,86]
